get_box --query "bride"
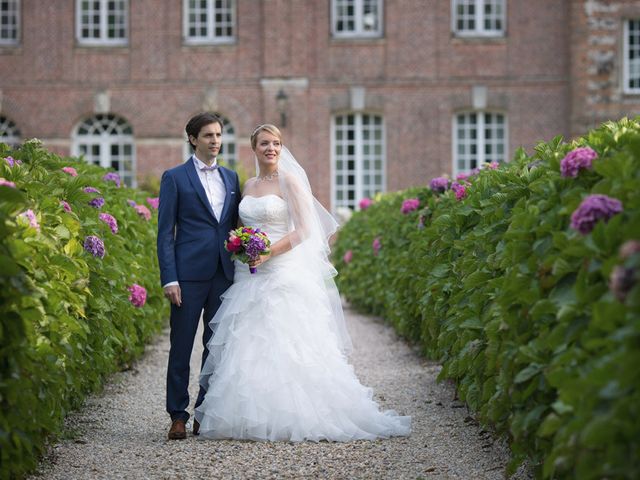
[194,124,411,441]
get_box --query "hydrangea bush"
[333,118,640,479]
[0,141,167,479]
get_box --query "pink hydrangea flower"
[19,209,40,231]
[343,250,353,264]
[62,166,78,177]
[359,197,373,210]
[128,284,147,308]
[561,147,597,177]
[401,198,420,214]
[99,212,119,234]
[0,178,16,188]
[146,197,160,209]
[570,194,622,235]
[451,182,467,200]
[134,204,152,221]
[60,200,72,212]
[372,237,381,256]
[455,172,470,182]
[485,161,500,170]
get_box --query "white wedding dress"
[194,194,411,442]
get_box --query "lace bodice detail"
[239,195,290,243]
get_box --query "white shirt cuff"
[163,281,179,289]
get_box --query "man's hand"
[164,285,182,307]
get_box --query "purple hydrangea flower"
[359,197,373,210]
[127,199,137,207]
[561,147,597,178]
[401,198,420,214]
[372,237,381,256]
[134,204,151,221]
[103,172,121,187]
[451,182,467,201]
[429,176,450,193]
[146,197,159,209]
[128,284,147,308]
[0,178,16,188]
[19,209,40,231]
[60,200,72,212]
[83,235,106,258]
[4,156,15,167]
[99,212,119,234]
[570,194,623,235]
[89,197,105,209]
[83,186,101,194]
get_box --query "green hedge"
[333,118,640,479]
[0,141,168,480]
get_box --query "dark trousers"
[166,268,232,422]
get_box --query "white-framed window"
[453,111,507,175]
[0,0,19,46]
[183,0,236,45]
[624,19,640,94]
[183,113,237,167]
[332,113,385,211]
[452,0,505,37]
[331,0,383,38]
[0,116,21,146]
[76,0,128,46]
[73,114,136,186]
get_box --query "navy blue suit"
[157,157,240,422]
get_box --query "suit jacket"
[157,158,241,286]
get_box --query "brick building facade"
[0,0,639,210]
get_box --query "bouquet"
[225,226,271,274]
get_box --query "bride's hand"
[249,253,271,268]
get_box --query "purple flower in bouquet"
[103,172,121,187]
[99,212,119,234]
[429,176,450,193]
[0,178,16,188]
[62,166,78,177]
[343,250,353,264]
[570,194,622,235]
[83,186,101,194]
[84,235,105,258]
[128,283,147,308]
[372,237,381,256]
[225,226,271,274]
[134,204,152,221]
[401,198,420,214]
[560,147,597,178]
[60,200,72,212]
[452,182,467,201]
[146,197,160,209]
[89,196,105,209]
[19,209,40,231]
[359,197,373,210]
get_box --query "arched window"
[183,113,237,167]
[332,113,385,211]
[0,116,21,147]
[453,111,507,175]
[72,114,135,186]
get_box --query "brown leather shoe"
[193,419,200,436]
[168,419,186,440]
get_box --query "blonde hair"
[250,124,282,150]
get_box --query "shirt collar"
[193,154,218,170]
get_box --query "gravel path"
[31,304,530,480]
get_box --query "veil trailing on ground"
[258,146,353,356]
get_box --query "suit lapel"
[218,167,234,223]
[185,157,218,222]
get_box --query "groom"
[157,112,240,440]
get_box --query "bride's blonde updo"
[250,124,282,150]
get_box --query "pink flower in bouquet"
[226,234,243,253]
[343,250,353,264]
[99,212,119,234]
[561,147,597,178]
[146,197,160,209]
[452,182,467,200]
[225,226,271,274]
[60,200,72,212]
[0,178,16,188]
[570,194,622,235]
[62,166,78,177]
[134,204,152,221]
[372,237,381,256]
[359,197,373,210]
[401,198,420,214]
[19,209,40,231]
[128,284,147,308]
